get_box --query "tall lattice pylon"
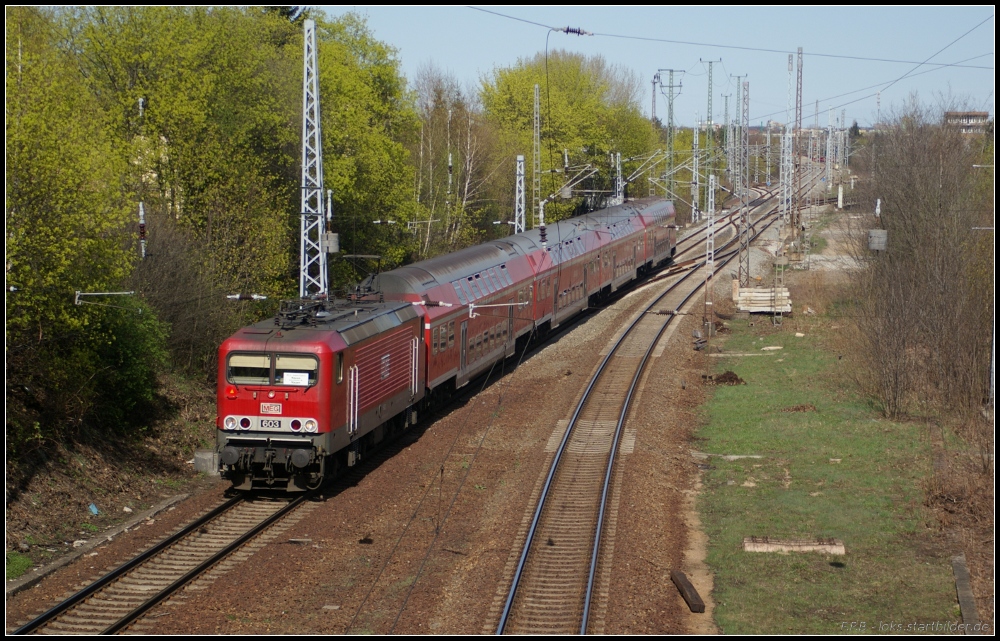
[738,81,751,288]
[765,127,771,185]
[691,121,700,222]
[704,60,718,183]
[705,174,717,348]
[532,84,541,229]
[514,155,526,233]
[299,18,328,298]
[826,110,833,190]
[792,47,803,239]
[660,69,682,200]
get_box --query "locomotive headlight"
[224,416,237,430]
[305,419,317,433]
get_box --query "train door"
[460,321,468,371]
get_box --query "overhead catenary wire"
[469,6,993,127]
[752,51,995,124]
[748,14,995,123]
[468,6,994,70]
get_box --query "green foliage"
[316,13,420,287]
[6,551,33,581]
[6,7,133,336]
[73,7,302,301]
[5,7,422,464]
[6,8,169,458]
[87,304,169,428]
[481,50,658,223]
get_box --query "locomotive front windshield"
[275,354,318,386]
[227,352,318,386]
[228,354,271,384]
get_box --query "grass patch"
[6,550,33,580]
[697,316,957,634]
[808,234,828,254]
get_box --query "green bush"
[6,550,33,581]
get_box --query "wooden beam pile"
[733,286,792,313]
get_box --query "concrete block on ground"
[194,449,219,475]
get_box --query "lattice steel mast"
[299,18,329,298]
[533,84,541,229]
[722,94,731,183]
[660,69,682,200]
[781,54,793,228]
[731,75,746,195]
[650,72,660,197]
[514,155,526,233]
[738,81,751,288]
[704,173,716,348]
[792,47,803,240]
[691,120,700,223]
[703,59,720,189]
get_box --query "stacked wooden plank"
[733,286,792,313]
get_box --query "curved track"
[496,176,818,634]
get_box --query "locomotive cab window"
[228,353,271,385]
[275,354,319,386]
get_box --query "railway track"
[494,179,817,634]
[13,495,311,635]
[12,179,821,637]
[495,237,722,634]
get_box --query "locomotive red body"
[216,197,675,490]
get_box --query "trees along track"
[13,494,313,635]
[495,182,807,635]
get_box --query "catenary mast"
[299,18,329,298]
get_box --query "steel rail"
[102,494,309,634]
[581,253,707,632]
[579,173,823,633]
[497,213,741,634]
[14,492,311,636]
[497,177,811,634]
[12,495,245,635]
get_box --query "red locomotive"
[216,197,676,491]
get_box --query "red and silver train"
[216,197,676,490]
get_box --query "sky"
[323,6,995,128]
